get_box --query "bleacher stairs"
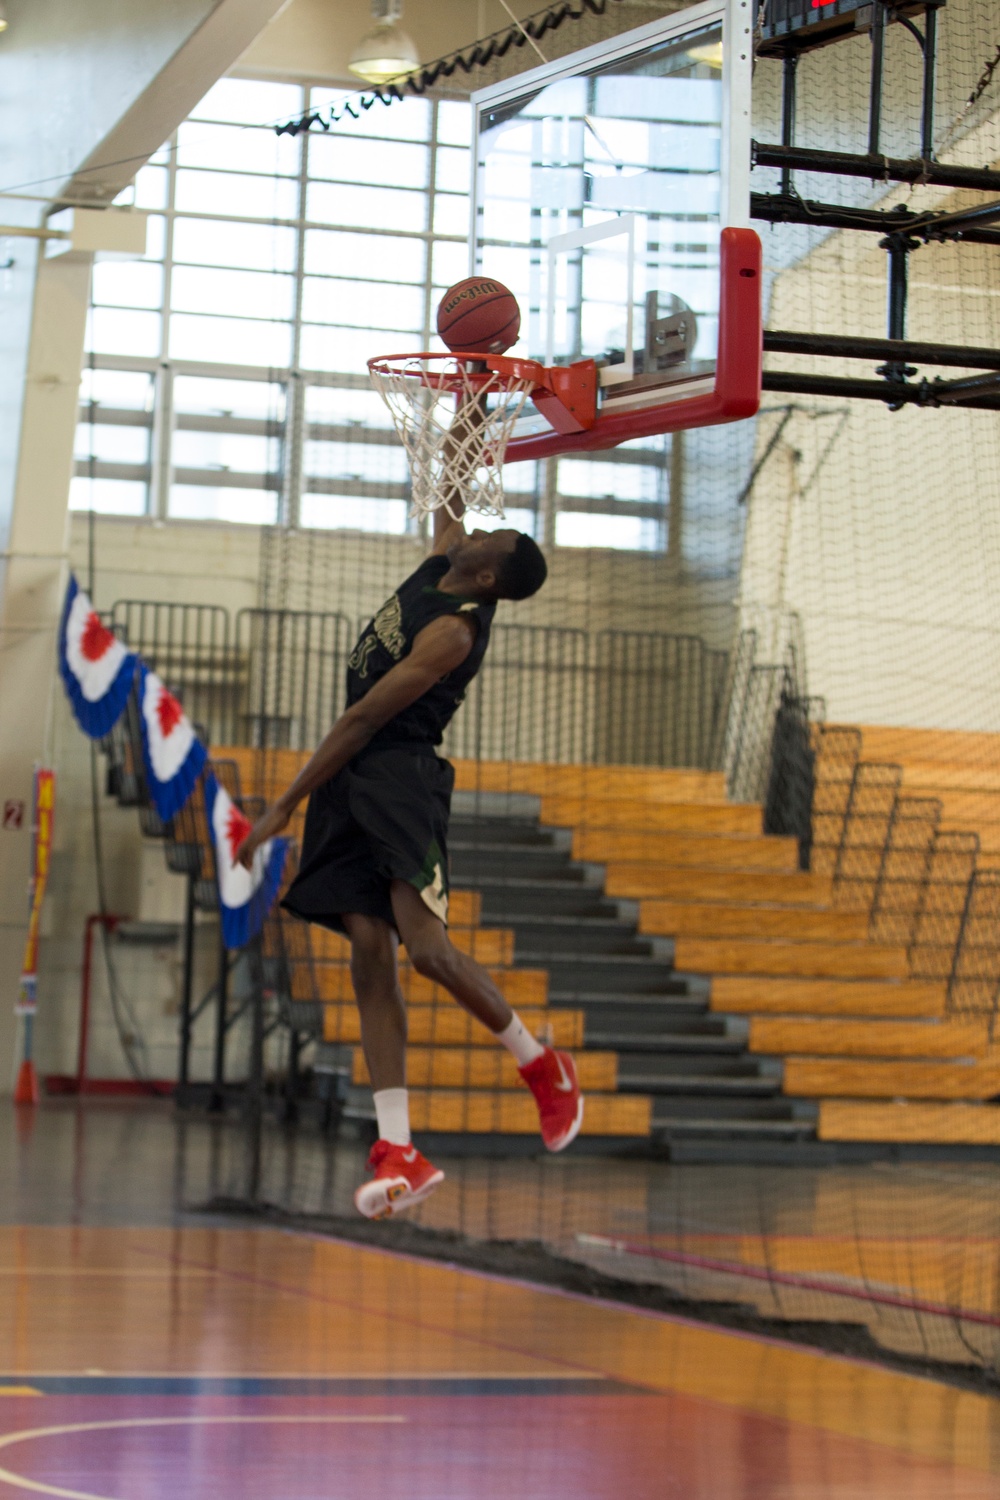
[135,727,1000,1162]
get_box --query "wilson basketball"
[437,277,520,353]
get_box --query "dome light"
[348,0,420,85]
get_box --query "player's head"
[448,528,547,603]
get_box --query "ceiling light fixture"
[348,0,420,84]
[0,3,9,33]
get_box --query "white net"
[368,354,537,519]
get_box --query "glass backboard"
[471,0,759,457]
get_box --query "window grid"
[75,76,672,549]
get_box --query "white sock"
[373,1087,411,1146]
[497,1012,546,1068]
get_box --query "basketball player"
[236,492,584,1220]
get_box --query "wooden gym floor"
[2,1102,1000,1498]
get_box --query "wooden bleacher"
[220,726,1000,1153]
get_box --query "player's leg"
[343,910,444,1218]
[389,879,584,1151]
[342,911,406,1093]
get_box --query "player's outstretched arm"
[432,390,488,554]
[235,615,475,869]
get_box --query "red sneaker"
[354,1140,445,1220]
[519,1047,584,1152]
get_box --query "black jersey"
[346,554,495,749]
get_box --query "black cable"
[274,0,627,137]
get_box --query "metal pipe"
[885,236,910,343]
[761,371,1000,410]
[780,53,798,197]
[868,1,886,159]
[929,371,1000,403]
[177,875,196,1099]
[210,927,228,1112]
[752,190,1000,245]
[921,3,938,161]
[763,331,1000,371]
[751,142,1000,193]
[919,197,1000,237]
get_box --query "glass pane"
[555,511,662,550]
[308,134,428,189]
[190,78,304,126]
[501,461,538,496]
[433,195,469,237]
[438,101,472,147]
[304,440,409,485]
[304,385,393,428]
[79,369,155,410]
[300,493,409,533]
[144,215,167,261]
[169,484,278,524]
[176,121,300,176]
[172,217,298,271]
[304,229,425,283]
[69,476,147,515]
[75,422,150,464]
[173,430,280,473]
[559,459,665,502]
[86,308,161,358]
[115,165,168,211]
[468,506,537,536]
[435,146,470,194]
[169,313,292,366]
[301,277,423,331]
[173,377,286,419]
[432,239,472,289]
[175,168,299,220]
[91,260,163,310]
[171,265,295,321]
[299,324,412,375]
[307,91,430,140]
[306,180,426,233]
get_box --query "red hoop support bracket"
[503,226,763,463]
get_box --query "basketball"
[437,277,520,353]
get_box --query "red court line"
[578,1236,1000,1329]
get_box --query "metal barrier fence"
[111,600,732,769]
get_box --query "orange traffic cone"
[13,1059,39,1106]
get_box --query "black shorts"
[281,744,454,936]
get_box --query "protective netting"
[65,0,1000,1388]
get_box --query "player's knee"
[406,934,456,984]
[348,923,395,994]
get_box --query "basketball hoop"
[368,351,598,520]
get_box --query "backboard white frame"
[471,0,754,395]
[545,215,637,385]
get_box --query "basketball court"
[4,0,1000,1493]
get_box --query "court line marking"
[0,1416,407,1500]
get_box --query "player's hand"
[236,803,291,870]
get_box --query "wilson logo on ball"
[437,276,520,354]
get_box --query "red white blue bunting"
[205,774,288,950]
[59,575,136,738]
[138,663,207,822]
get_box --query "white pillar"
[0,248,92,1085]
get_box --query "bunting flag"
[205,774,288,950]
[137,663,207,822]
[59,575,136,738]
